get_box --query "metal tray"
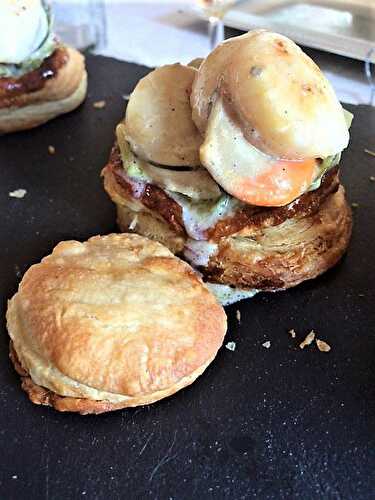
[225,0,375,61]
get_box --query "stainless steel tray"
[224,0,375,61]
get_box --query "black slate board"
[0,54,375,500]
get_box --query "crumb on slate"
[262,341,271,349]
[225,341,236,351]
[288,328,296,338]
[299,330,315,349]
[9,188,27,199]
[122,94,131,100]
[364,148,375,157]
[316,339,331,352]
[14,265,22,278]
[128,215,138,231]
[370,176,375,182]
[236,310,241,323]
[48,145,55,154]
[351,202,359,209]
[93,100,106,109]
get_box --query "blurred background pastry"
[0,0,87,134]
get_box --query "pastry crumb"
[128,215,138,231]
[262,341,271,349]
[122,94,131,100]
[225,341,236,351]
[288,328,296,338]
[48,145,55,154]
[9,188,27,199]
[351,202,359,209]
[316,339,331,352]
[299,330,315,349]
[236,310,241,323]
[12,475,17,479]
[364,148,375,157]
[370,176,375,182]
[93,100,106,109]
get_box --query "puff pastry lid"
[7,234,226,401]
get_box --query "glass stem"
[208,16,224,50]
[365,48,375,106]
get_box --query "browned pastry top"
[7,234,227,412]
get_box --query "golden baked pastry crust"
[103,155,352,291]
[204,186,352,290]
[114,188,352,291]
[7,234,226,414]
[0,46,87,134]
[9,342,212,415]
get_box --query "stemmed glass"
[196,0,235,49]
[50,0,107,52]
[365,48,375,106]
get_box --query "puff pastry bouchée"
[0,0,87,134]
[7,234,227,414]
[104,155,352,292]
[102,30,353,299]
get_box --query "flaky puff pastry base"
[7,234,226,414]
[0,47,87,134]
[113,186,352,291]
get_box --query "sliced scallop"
[125,64,203,167]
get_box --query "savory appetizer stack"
[6,29,354,414]
[103,30,352,298]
